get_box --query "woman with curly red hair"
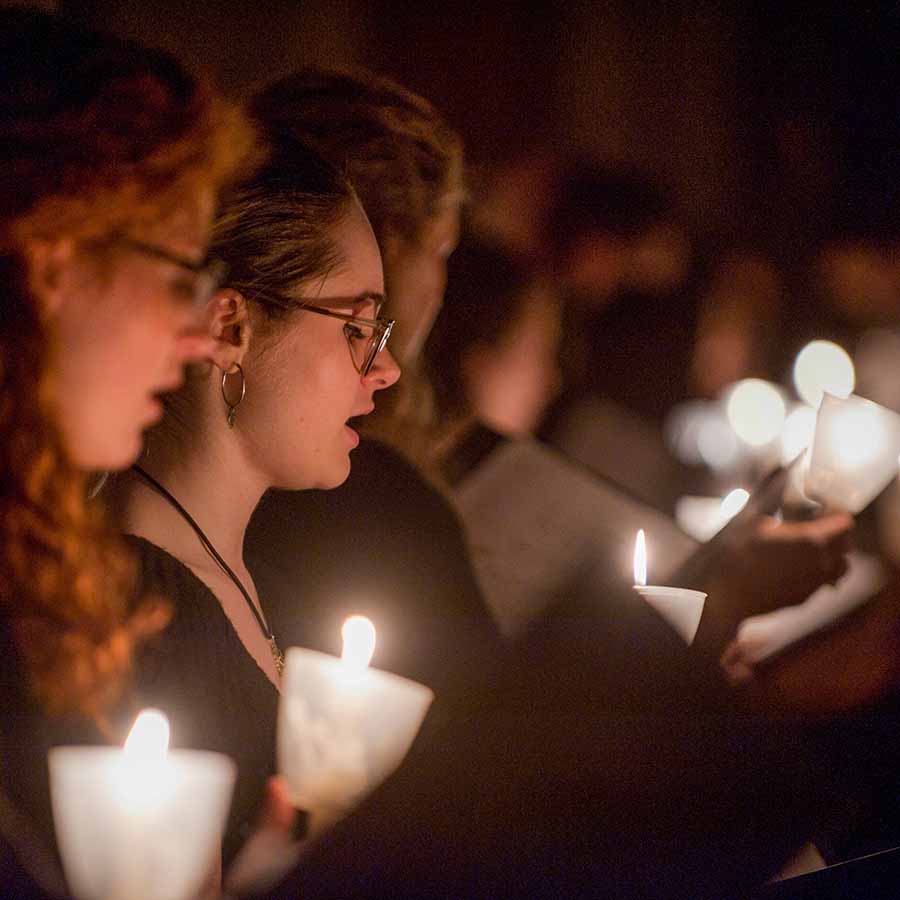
[0,8,253,891]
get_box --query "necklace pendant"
[270,638,285,676]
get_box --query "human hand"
[224,777,302,897]
[691,511,853,661]
[722,511,854,612]
[721,578,900,714]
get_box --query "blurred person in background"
[0,7,252,892]
[423,234,563,464]
[532,162,702,514]
[689,251,784,400]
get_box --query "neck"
[123,428,267,577]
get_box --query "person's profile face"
[238,201,400,491]
[44,190,217,470]
[383,201,461,366]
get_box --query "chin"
[316,455,352,490]
[70,431,142,473]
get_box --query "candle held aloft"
[278,616,433,835]
[49,710,236,900]
[632,530,707,645]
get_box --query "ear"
[21,237,77,319]
[204,288,253,373]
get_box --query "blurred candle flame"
[123,709,169,759]
[793,340,855,409]
[720,488,750,519]
[726,379,786,447]
[633,530,647,586]
[341,615,376,669]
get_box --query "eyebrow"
[307,291,386,310]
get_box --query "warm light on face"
[633,529,647,586]
[793,340,855,409]
[123,709,170,759]
[726,379,786,447]
[341,615,376,669]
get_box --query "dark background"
[28,0,898,260]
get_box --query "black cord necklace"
[132,464,284,675]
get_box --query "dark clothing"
[124,536,279,867]
[262,591,833,899]
[0,622,83,899]
[245,439,505,706]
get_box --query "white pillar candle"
[277,616,433,834]
[49,710,236,900]
[632,529,707,645]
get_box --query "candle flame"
[633,530,647,586]
[123,709,170,759]
[726,379,786,447]
[719,488,750,520]
[341,615,376,669]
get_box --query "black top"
[124,536,279,867]
[258,588,835,899]
[245,439,505,711]
[0,622,72,899]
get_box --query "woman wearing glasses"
[113,137,399,865]
[0,8,251,891]
[244,68,504,704]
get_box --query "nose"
[174,330,217,365]
[362,346,401,390]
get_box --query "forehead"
[323,202,385,295]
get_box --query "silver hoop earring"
[221,363,246,428]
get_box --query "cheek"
[257,334,359,434]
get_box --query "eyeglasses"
[120,237,229,310]
[299,298,395,377]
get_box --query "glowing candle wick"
[341,615,376,669]
[633,529,647,587]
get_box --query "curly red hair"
[0,9,256,718]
